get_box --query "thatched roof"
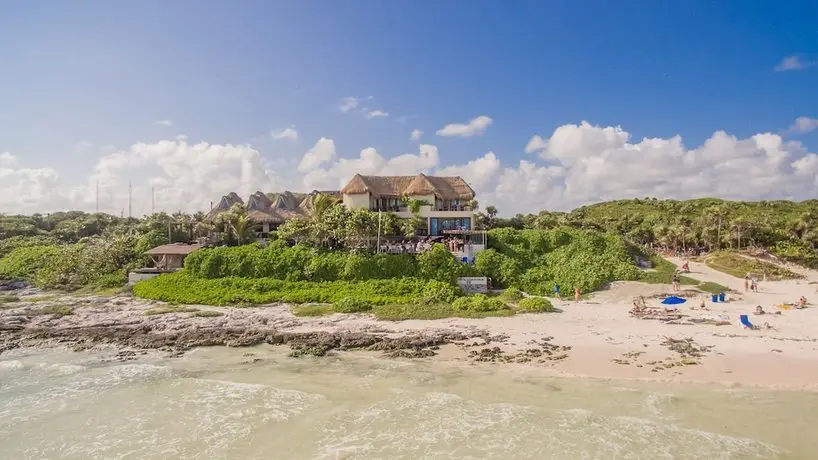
[247,191,273,210]
[271,191,302,211]
[205,189,340,225]
[205,192,244,222]
[341,174,475,200]
[145,243,203,256]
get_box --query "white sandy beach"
[3,257,818,390]
[286,256,818,388]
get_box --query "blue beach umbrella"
[661,296,687,305]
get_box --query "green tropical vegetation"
[291,302,516,320]
[703,252,801,281]
[2,197,817,318]
[517,297,555,313]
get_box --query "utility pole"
[151,187,155,215]
[128,182,132,219]
[95,181,99,212]
[376,210,382,252]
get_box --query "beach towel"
[739,314,756,329]
[776,304,794,310]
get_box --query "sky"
[1,0,817,217]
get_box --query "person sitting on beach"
[797,296,807,309]
[680,261,689,273]
[754,305,765,315]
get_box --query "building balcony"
[369,205,475,215]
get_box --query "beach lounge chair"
[739,314,757,330]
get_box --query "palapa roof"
[205,192,244,222]
[145,243,203,256]
[340,173,475,200]
[205,189,340,225]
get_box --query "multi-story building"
[340,173,485,259]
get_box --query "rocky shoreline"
[0,287,569,364]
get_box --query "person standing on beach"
[744,275,749,293]
[671,272,680,292]
[574,287,581,303]
[553,283,561,300]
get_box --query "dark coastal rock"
[0,280,29,292]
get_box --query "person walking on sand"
[574,287,581,303]
[553,283,561,300]
[671,271,680,292]
[744,275,749,293]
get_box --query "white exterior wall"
[392,210,474,225]
[343,193,370,209]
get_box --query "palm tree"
[706,205,728,250]
[216,204,253,245]
[311,193,337,222]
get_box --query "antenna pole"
[128,182,132,218]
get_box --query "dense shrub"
[185,243,415,281]
[517,297,554,313]
[0,235,61,258]
[0,246,61,280]
[133,272,458,306]
[32,235,140,289]
[500,287,524,302]
[417,244,462,284]
[333,297,374,313]
[484,227,642,293]
[451,294,506,312]
[772,240,818,269]
[184,243,459,283]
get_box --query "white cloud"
[297,138,336,172]
[81,138,283,215]
[74,140,92,152]
[338,96,373,113]
[410,129,423,141]
[787,117,818,134]
[0,152,17,167]
[153,120,173,127]
[774,55,816,72]
[483,121,818,214]
[436,115,493,137]
[4,120,818,218]
[365,109,389,119]
[437,152,500,191]
[272,127,299,141]
[301,144,441,191]
[0,157,64,213]
[524,135,547,153]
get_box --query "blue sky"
[1,1,817,215]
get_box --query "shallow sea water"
[1,346,816,459]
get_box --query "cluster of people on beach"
[744,273,760,292]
